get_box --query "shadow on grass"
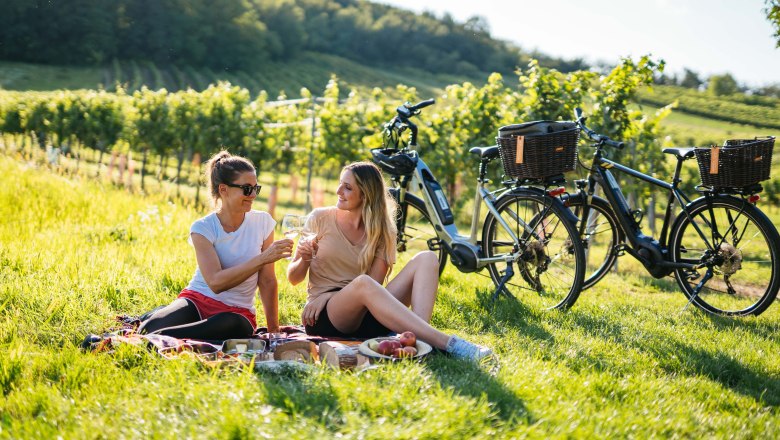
[661,342,780,406]
[704,312,780,342]
[474,286,555,343]
[258,372,343,429]
[253,356,531,429]
[470,270,780,407]
[425,355,533,424]
[567,310,780,406]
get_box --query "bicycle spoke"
[672,198,779,316]
[485,192,584,310]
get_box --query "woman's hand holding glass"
[259,237,294,264]
[296,232,320,262]
[281,214,303,260]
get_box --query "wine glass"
[281,214,301,259]
[299,215,318,260]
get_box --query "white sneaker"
[446,336,493,361]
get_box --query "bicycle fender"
[503,189,580,226]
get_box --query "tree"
[766,0,780,47]
[755,83,780,98]
[679,68,702,89]
[707,73,739,96]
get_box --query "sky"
[378,0,780,88]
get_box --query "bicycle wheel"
[669,195,780,316]
[390,189,447,274]
[566,194,624,289]
[482,190,585,310]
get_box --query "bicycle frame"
[581,148,708,276]
[392,149,548,271]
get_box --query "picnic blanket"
[81,315,374,370]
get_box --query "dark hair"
[204,150,255,205]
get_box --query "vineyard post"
[305,98,316,213]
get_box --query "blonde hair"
[344,161,397,274]
[204,150,255,207]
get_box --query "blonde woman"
[287,162,491,361]
[138,151,292,339]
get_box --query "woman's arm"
[366,256,390,285]
[192,233,292,294]
[286,236,316,285]
[257,233,279,332]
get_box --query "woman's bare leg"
[385,251,440,322]
[325,274,451,349]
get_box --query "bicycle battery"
[420,170,454,225]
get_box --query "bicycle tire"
[669,195,780,316]
[390,188,447,275]
[482,189,586,310]
[566,194,624,289]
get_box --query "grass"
[636,102,778,150]
[1,154,779,438]
[0,61,104,91]
[0,53,484,99]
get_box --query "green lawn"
[0,61,104,91]
[637,102,778,150]
[0,54,482,99]
[1,154,779,438]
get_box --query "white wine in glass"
[299,214,319,259]
[281,214,301,259]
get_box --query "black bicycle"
[564,108,779,316]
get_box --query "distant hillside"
[638,85,780,130]
[0,52,485,98]
[0,0,585,82]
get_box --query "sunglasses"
[224,183,262,196]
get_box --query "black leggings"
[137,298,253,340]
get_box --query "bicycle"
[563,108,779,316]
[370,99,586,310]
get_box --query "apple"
[399,331,416,347]
[402,346,417,356]
[367,340,380,353]
[377,340,396,356]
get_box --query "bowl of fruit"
[358,331,432,361]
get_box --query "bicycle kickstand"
[491,262,515,303]
[682,266,713,312]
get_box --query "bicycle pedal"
[614,244,629,257]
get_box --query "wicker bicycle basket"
[496,121,580,180]
[694,137,775,189]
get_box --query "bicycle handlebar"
[573,107,625,150]
[396,99,435,119]
[387,99,435,147]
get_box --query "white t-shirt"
[185,210,276,313]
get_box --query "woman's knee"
[212,313,254,337]
[413,251,439,271]
[351,274,379,291]
[346,274,387,302]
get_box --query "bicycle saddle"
[468,145,499,160]
[662,147,695,159]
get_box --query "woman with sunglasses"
[138,151,293,339]
[287,162,491,361]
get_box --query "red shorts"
[178,289,257,330]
